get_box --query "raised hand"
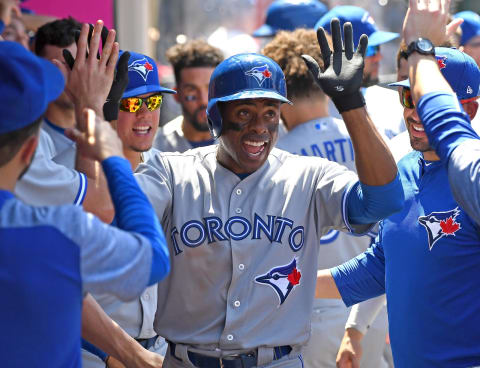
[0,0,20,27]
[302,18,368,113]
[402,0,461,46]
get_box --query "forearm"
[345,294,386,335]
[315,269,341,299]
[341,108,397,185]
[409,54,452,103]
[81,294,144,365]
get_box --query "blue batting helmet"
[207,53,291,138]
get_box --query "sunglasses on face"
[400,87,415,109]
[119,94,163,113]
[365,45,380,58]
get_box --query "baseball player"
[129,20,403,368]
[33,17,81,167]
[0,35,170,368]
[263,28,389,368]
[82,51,176,368]
[153,40,223,152]
[314,4,480,364]
[454,10,480,67]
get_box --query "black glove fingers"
[330,18,343,54]
[116,51,130,82]
[301,55,321,81]
[343,22,354,59]
[63,49,75,70]
[316,27,331,70]
[100,25,110,49]
[356,34,369,58]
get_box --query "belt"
[169,342,292,368]
[136,335,158,350]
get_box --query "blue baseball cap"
[122,51,176,98]
[0,41,65,134]
[454,11,480,46]
[315,6,399,48]
[389,47,480,101]
[253,0,328,37]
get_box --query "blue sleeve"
[418,92,480,163]
[0,20,4,34]
[330,226,386,307]
[102,156,170,285]
[346,174,404,224]
[81,339,108,362]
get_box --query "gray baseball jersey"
[15,129,87,206]
[135,145,372,352]
[153,116,194,152]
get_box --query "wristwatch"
[405,38,435,59]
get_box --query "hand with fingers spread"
[65,108,124,162]
[302,18,368,113]
[54,20,121,122]
[402,0,461,46]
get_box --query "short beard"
[183,106,210,132]
[409,136,433,153]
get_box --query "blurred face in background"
[176,67,214,132]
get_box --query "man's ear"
[19,135,38,166]
[463,100,479,121]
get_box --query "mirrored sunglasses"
[119,94,163,113]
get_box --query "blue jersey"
[0,157,170,367]
[332,151,480,367]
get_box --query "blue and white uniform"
[331,146,480,367]
[0,157,170,367]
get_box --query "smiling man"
[132,19,403,368]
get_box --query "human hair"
[34,17,82,57]
[0,118,42,167]
[166,40,224,84]
[262,28,328,100]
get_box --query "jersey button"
[227,334,234,341]
[238,264,245,271]
[233,300,241,308]
[143,293,150,301]
[236,189,242,195]
[235,208,242,214]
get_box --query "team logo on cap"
[361,12,375,25]
[436,55,447,70]
[467,86,473,94]
[418,207,461,250]
[128,58,154,82]
[255,258,302,306]
[245,65,272,86]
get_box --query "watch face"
[418,38,433,52]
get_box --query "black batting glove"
[302,18,368,113]
[62,24,130,121]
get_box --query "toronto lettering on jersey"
[170,213,305,255]
[293,138,354,163]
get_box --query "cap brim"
[388,79,410,88]
[367,31,399,47]
[252,24,276,38]
[123,85,176,98]
[215,89,292,105]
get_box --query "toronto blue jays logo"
[418,207,461,250]
[255,258,302,306]
[436,55,447,70]
[245,65,272,86]
[128,58,154,82]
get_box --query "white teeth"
[412,125,424,132]
[244,140,266,146]
[134,126,150,131]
